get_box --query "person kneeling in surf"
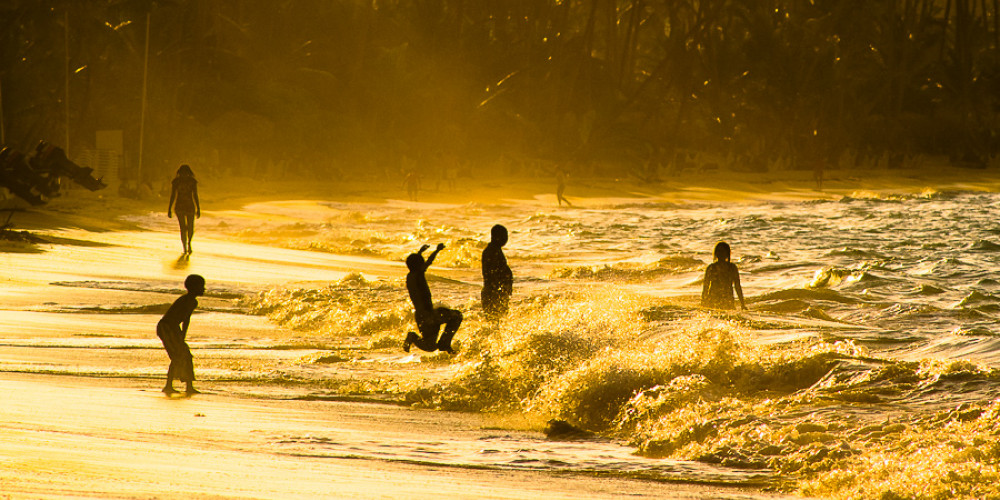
[404,243,462,354]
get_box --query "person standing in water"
[404,243,463,354]
[555,164,572,207]
[167,164,201,254]
[481,224,513,327]
[404,166,421,201]
[157,274,204,395]
[701,241,748,310]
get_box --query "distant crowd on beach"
[155,163,748,395]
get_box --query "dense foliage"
[0,0,997,181]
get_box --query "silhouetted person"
[168,164,201,254]
[404,169,420,201]
[813,158,825,191]
[556,164,572,207]
[445,159,459,191]
[158,274,204,395]
[481,224,512,326]
[701,241,747,311]
[404,243,462,354]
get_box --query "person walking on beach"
[404,243,462,354]
[481,224,512,327]
[167,164,201,254]
[701,241,747,311]
[555,164,572,207]
[157,274,205,395]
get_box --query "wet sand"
[1,164,994,498]
[0,181,801,499]
[1,373,778,500]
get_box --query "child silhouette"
[157,274,204,394]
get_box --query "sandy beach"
[1,373,778,500]
[2,164,998,499]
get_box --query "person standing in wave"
[481,224,513,327]
[555,164,572,207]
[404,243,463,354]
[404,169,420,201]
[157,274,204,395]
[701,241,748,311]
[167,164,201,254]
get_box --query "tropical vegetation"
[0,0,997,182]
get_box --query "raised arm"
[424,243,445,270]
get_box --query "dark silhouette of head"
[491,224,508,247]
[406,253,424,271]
[714,241,731,263]
[176,164,194,178]
[185,274,206,295]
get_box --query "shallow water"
[9,189,1000,498]
[228,191,1000,359]
[228,191,1000,498]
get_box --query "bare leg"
[185,217,194,253]
[162,364,177,394]
[178,214,195,254]
[557,185,572,207]
[177,214,190,253]
[405,329,439,352]
[436,308,463,353]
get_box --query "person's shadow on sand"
[171,254,190,270]
[162,390,199,399]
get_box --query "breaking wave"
[206,188,1000,497]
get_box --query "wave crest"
[240,274,409,337]
[549,256,703,281]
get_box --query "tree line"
[0,0,997,183]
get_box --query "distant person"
[157,274,205,395]
[404,243,462,354]
[701,242,747,310]
[555,164,572,207]
[445,158,459,191]
[404,169,420,201]
[813,158,825,191]
[167,164,201,254]
[481,224,513,326]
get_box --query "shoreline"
[0,372,794,500]
[6,161,999,234]
[0,182,797,499]
[2,165,998,498]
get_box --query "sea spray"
[241,273,410,339]
[237,275,1000,499]
[797,398,1000,499]
[222,190,1000,498]
[239,274,951,493]
[410,287,647,411]
[629,355,1000,498]
[404,288,1000,497]
[549,255,704,282]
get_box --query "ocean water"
[16,188,1000,498]
[231,190,1000,499]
